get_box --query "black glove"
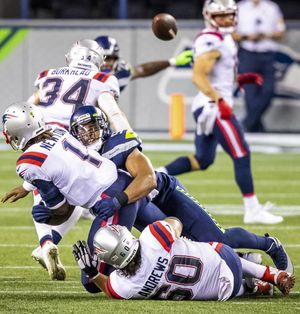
[32,204,52,223]
[72,240,99,278]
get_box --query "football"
[152,13,177,41]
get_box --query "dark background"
[1,0,299,20]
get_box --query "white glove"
[196,102,218,136]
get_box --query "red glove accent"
[218,98,232,120]
[237,72,264,89]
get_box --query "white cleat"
[31,246,47,269]
[42,241,66,281]
[238,252,263,265]
[244,203,283,224]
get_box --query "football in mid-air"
[152,13,177,41]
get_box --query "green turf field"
[0,150,299,313]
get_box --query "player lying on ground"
[73,217,295,300]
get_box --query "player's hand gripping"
[1,185,29,203]
[218,98,232,120]
[91,192,128,220]
[237,72,263,90]
[169,50,193,67]
[72,240,99,278]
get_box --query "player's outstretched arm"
[97,92,132,132]
[1,185,29,203]
[131,50,193,80]
[73,240,111,297]
[123,148,157,203]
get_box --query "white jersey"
[107,221,235,301]
[34,66,120,129]
[192,29,237,112]
[237,0,285,52]
[16,128,117,208]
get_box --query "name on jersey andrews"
[138,256,168,297]
[50,68,91,76]
[40,128,67,151]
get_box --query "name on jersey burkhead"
[50,68,91,76]
[138,256,168,297]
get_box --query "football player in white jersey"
[2,102,142,280]
[73,218,295,300]
[1,38,135,281]
[158,0,283,225]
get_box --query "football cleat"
[42,241,66,281]
[238,252,263,265]
[265,235,294,274]
[243,203,283,225]
[31,246,47,269]
[245,278,274,296]
[261,266,295,295]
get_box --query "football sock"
[240,257,266,278]
[243,194,260,211]
[165,156,192,175]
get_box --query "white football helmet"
[66,39,105,71]
[2,102,46,150]
[203,0,237,33]
[93,225,139,269]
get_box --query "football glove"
[91,191,128,220]
[237,73,263,89]
[32,203,52,224]
[169,50,193,67]
[218,98,232,120]
[72,240,99,278]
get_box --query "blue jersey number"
[62,139,102,168]
[39,78,90,110]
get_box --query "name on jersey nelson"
[50,68,91,76]
[40,128,67,151]
[138,256,169,297]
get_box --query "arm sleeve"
[31,179,66,209]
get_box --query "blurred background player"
[157,0,283,225]
[95,35,193,92]
[73,219,295,300]
[233,0,286,132]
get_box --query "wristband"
[168,58,176,66]
[114,191,129,207]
